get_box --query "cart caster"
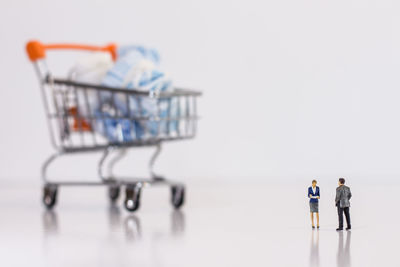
[171,185,185,209]
[124,185,141,212]
[43,185,58,209]
[108,185,120,202]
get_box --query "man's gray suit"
[335,185,352,229]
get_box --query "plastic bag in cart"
[97,46,178,142]
[70,46,179,142]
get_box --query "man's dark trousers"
[337,206,351,229]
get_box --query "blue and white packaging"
[96,45,177,142]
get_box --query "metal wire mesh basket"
[45,76,200,152]
[26,40,201,212]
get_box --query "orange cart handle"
[26,40,117,62]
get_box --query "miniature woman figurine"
[308,180,320,229]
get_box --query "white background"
[1,0,400,182]
[1,2,400,266]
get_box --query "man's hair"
[312,180,317,184]
[339,178,345,184]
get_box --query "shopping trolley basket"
[26,40,201,212]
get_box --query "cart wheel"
[171,185,185,209]
[124,185,141,212]
[43,185,58,209]
[108,185,120,202]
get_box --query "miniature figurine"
[308,179,320,229]
[335,178,352,231]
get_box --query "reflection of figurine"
[335,178,352,231]
[309,230,320,267]
[337,231,351,267]
[308,180,320,229]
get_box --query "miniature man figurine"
[335,178,352,231]
[308,180,320,229]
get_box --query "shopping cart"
[26,40,201,212]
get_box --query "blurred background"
[2,0,400,183]
[2,1,400,266]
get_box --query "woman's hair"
[312,180,317,184]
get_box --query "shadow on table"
[42,204,186,242]
[42,210,59,235]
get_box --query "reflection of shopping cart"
[26,41,201,212]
